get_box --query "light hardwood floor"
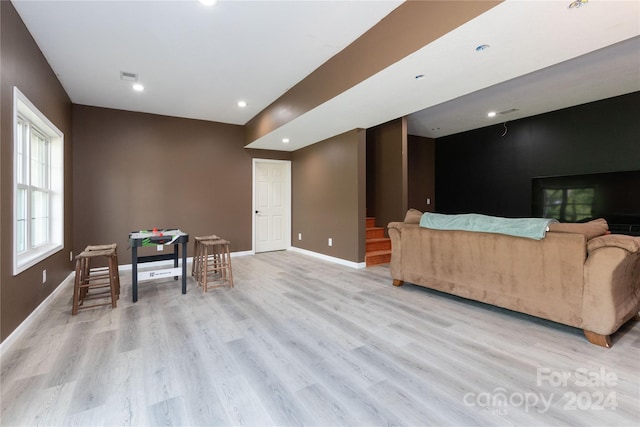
[1,251,639,426]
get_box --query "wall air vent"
[568,0,588,9]
[120,71,138,82]
[498,108,520,115]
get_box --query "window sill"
[14,243,63,276]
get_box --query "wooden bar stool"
[83,243,120,298]
[192,235,218,279]
[196,238,233,292]
[72,248,118,315]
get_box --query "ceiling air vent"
[498,108,519,115]
[120,71,138,82]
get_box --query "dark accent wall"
[408,135,435,213]
[1,1,73,342]
[435,92,640,217]
[366,118,407,231]
[72,105,289,265]
[291,129,366,263]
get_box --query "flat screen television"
[532,170,640,236]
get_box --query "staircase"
[365,217,391,266]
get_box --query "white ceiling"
[11,0,403,124]
[11,0,640,152]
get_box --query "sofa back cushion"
[548,218,609,240]
[404,208,423,224]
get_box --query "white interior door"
[254,160,291,253]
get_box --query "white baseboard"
[288,246,366,269]
[231,250,254,258]
[0,271,74,356]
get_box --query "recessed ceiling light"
[199,0,217,6]
[282,138,290,144]
[237,101,247,108]
[132,83,144,92]
[475,44,490,52]
[487,111,497,118]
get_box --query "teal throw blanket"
[419,213,558,240]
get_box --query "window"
[13,87,64,275]
[542,187,595,223]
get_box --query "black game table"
[129,228,189,302]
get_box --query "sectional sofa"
[388,211,640,347]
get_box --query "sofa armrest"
[388,222,404,233]
[588,234,640,253]
[387,222,405,280]
[582,235,640,336]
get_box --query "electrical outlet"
[298,233,302,241]
[328,238,333,247]
[42,270,47,284]
[70,251,73,262]
[157,245,164,251]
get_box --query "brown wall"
[366,118,407,232]
[408,135,435,213]
[291,129,366,263]
[1,0,492,343]
[72,105,289,264]
[1,2,74,342]
[245,0,502,144]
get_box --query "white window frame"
[13,87,64,275]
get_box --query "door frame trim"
[252,158,292,253]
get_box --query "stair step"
[366,237,391,252]
[366,250,391,266]
[366,227,385,239]
[365,217,389,266]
